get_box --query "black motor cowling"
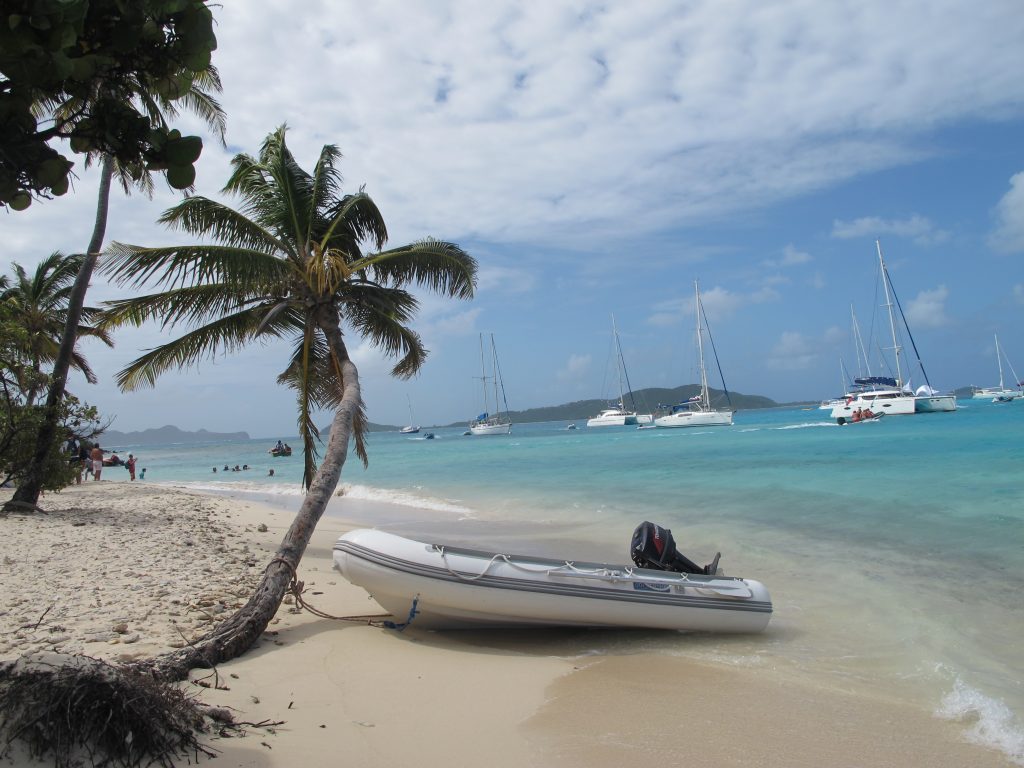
[630,521,721,575]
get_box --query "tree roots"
[0,652,236,767]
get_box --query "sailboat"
[399,395,420,434]
[586,316,648,427]
[820,306,871,409]
[469,333,512,435]
[655,281,734,428]
[972,334,1022,401]
[831,241,956,421]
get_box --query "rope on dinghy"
[435,546,589,580]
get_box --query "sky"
[4,0,1024,438]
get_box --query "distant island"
[101,425,251,446]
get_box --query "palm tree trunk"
[6,155,115,511]
[138,305,360,681]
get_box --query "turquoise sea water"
[106,401,1023,763]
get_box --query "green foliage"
[0,262,105,491]
[0,252,114,404]
[0,390,99,491]
[100,126,477,488]
[0,0,219,209]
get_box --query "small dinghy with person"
[332,522,772,632]
[836,410,885,426]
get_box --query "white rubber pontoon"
[332,529,772,632]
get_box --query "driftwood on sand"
[0,652,231,767]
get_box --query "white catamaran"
[586,316,649,427]
[469,333,512,435]
[831,241,956,421]
[972,334,1022,401]
[655,280,734,428]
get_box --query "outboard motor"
[630,521,721,575]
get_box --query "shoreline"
[1,483,1016,767]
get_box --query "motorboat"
[837,411,885,426]
[655,281,734,429]
[332,524,772,633]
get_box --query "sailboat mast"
[995,334,1006,390]
[611,314,627,409]
[695,280,710,404]
[478,332,490,414]
[490,334,501,418]
[851,304,871,378]
[876,240,905,388]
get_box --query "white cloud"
[831,215,950,245]
[763,244,813,268]
[556,353,591,382]
[420,308,482,339]
[904,286,950,329]
[177,2,1024,251]
[476,264,537,294]
[765,331,819,371]
[646,284,748,327]
[989,171,1024,254]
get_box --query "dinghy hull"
[333,529,772,632]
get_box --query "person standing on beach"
[89,444,104,481]
[76,442,90,483]
[126,454,137,481]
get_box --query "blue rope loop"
[382,595,419,631]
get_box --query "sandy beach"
[1,482,1015,767]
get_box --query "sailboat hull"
[831,391,916,418]
[469,421,511,435]
[655,410,734,428]
[914,395,957,412]
[972,389,1020,400]
[586,410,638,427]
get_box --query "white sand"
[1,482,1014,767]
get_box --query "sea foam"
[936,677,1024,766]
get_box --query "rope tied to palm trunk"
[265,557,394,627]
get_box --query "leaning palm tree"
[8,66,226,510]
[99,125,476,678]
[0,253,113,405]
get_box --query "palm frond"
[356,239,477,299]
[339,288,427,378]
[70,350,98,385]
[103,242,290,295]
[155,197,291,256]
[309,144,345,220]
[114,306,277,391]
[321,191,388,254]
[99,287,298,342]
[276,331,342,411]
